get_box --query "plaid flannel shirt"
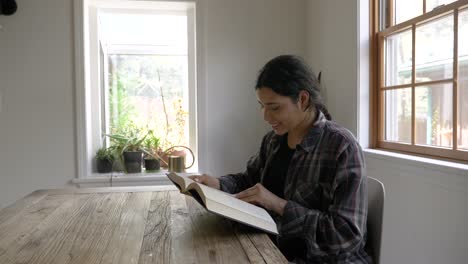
[219,112,373,263]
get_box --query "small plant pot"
[123,151,143,173]
[112,159,125,172]
[144,158,160,171]
[97,159,113,173]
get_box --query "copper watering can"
[156,145,195,173]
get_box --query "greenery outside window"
[102,16,190,150]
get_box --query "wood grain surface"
[0,187,287,264]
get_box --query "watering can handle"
[162,145,195,169]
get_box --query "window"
[100,12,190,150]
[75,0,197,177]
[373,0,468,161]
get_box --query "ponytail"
[316,104,332,121]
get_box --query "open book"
[166,172,278,235]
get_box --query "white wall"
[305,0,358,135]
[366,151,468,264]
[0,0,76,208]
[197,0,306,176]
[0,0,306,207]
[306,1,468,264]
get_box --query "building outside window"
[373,0,468,161]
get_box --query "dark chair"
[367,177,385,264]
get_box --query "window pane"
[459,9,468,150]
[415,15,454,82]
[100,13,187,54]
[108,55,189,150]
[426,0,457,12]
[385,30,412,86]
[385,88,412,143]
[459,80,468,150]
[415,84,453,148]
[395,0,423,24]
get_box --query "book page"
[193,184,274,222]
[167,172,195,192]
[192,184,277,234]
[168,172,278,234]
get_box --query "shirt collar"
[297,111,327,152]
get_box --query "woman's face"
[256,87,309,135]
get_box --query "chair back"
[367,177,385,264]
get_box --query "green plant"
[143,130,160,158]
[95,147,115,161]
[106,128,166,160]
[106,130,149,173]
[108,70,138,135]
[107,131,147,154]
[107,55,189,152]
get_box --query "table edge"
[30,185,179,195]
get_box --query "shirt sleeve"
[278,143,368,257]
[218,134,269,194]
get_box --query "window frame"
[371,0,468,162]
[73,0,199,179]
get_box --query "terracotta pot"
[159,149,186,168]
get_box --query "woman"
[190,55,372,263]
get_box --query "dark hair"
[255,55,332,120]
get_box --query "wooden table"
[0,186,287,264]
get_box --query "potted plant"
[143,130,161,171]
[106,130,147,173]
[95,147,115,173]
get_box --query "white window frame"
[73,0,200,181]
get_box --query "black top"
[262,134,305,261]
[262,133,295,198]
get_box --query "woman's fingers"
[189,174,206,183]
[238,195,261,206]
[235,190,252,199]
[235,185,259,199]
[188,174,220,190]
[234,183,286,214]
[188,175,199,182]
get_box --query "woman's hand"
[188,174,221,190]
[235,183,287,216]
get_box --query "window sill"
[363,148,468,176]
[72,169,197,188]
